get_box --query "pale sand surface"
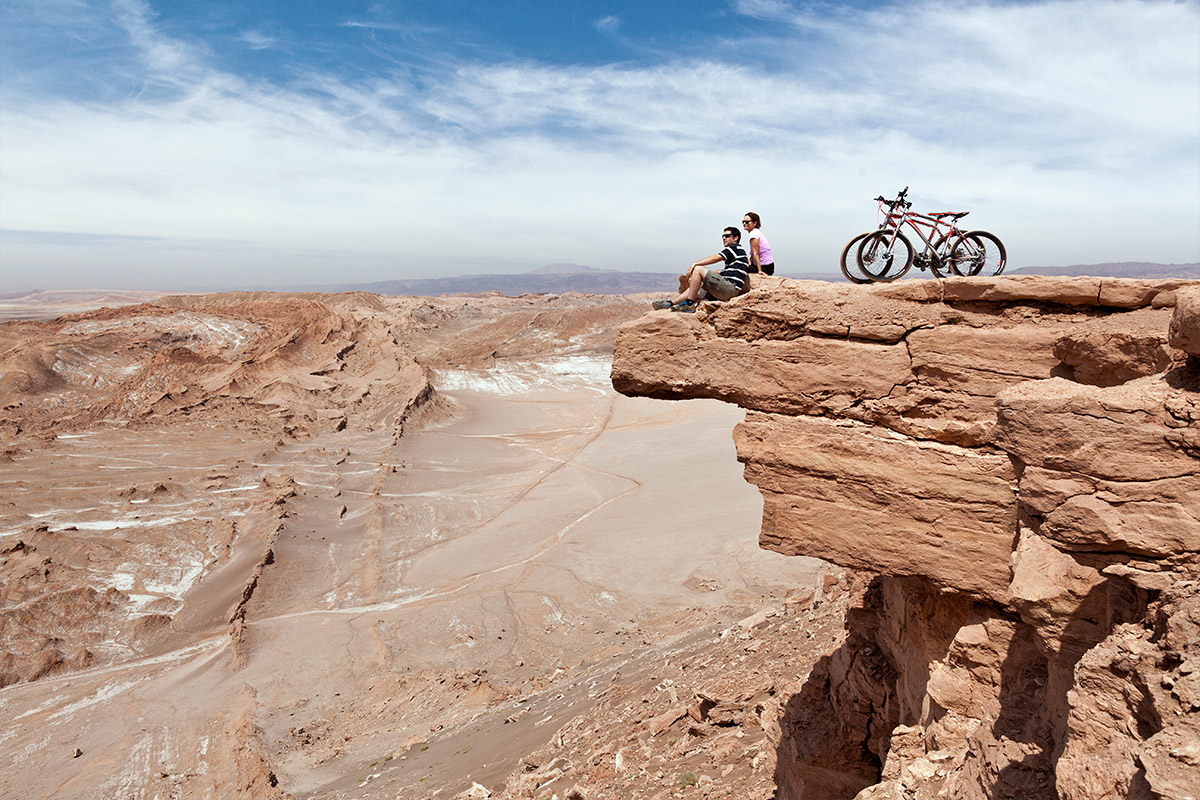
[0,356,822,798]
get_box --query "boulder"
[1170,286,1200,356]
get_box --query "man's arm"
[690,253,723,270]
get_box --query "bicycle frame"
[875,198,968,267]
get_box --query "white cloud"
[111,0,202,77]
[731,0,797,22]
[596,15,621,35]
[239,30,275,50]
[0,0,1196,291]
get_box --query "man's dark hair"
[724,226,741,242]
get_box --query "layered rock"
[612,276,1200,799]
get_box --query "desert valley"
[2,275,1199,799]
[0,288,826,799]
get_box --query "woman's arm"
[749,236,762,273]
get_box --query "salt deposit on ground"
[434,355,614,394]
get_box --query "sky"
[1,0,1198,292]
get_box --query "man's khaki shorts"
[701,270,740,301]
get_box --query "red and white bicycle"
[839,188,1006,283]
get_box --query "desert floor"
[1,346,823,798]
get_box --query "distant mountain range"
[301,269,684,296]
[290,263,846,296]
[524,262,605,275]
[7,264,1196,307]
[288,261,1200,296]
[1009,262,1200,279]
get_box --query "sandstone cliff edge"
[612,277,1200,799]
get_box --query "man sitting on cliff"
[652,227,750,313]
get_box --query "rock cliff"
[612,277,1200,799]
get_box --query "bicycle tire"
[856,230,914,281]
[948,231,1006,277]
[928,234,952,278]
[839,232,873,284]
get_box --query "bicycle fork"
[867,229,900,269]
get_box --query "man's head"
[723,227,741,243]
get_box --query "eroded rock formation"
[0,294,430,688]
[612,278,1200,799]
[7,289,808,799]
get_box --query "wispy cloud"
[731,0,797,22]
[238,30,274,50]
[0,0,1196,291]
[596,15,621,35]
[111,0,202,76]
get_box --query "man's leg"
[672,266,707,303]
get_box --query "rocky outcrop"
[612,276,1200,799]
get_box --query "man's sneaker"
[670,299,698,313]
[651,298,674,310]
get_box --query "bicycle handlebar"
[875,187,912,209]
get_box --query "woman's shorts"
[759,262,775,276]
[702,270,741,301]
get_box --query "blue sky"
[1,0,1198,291]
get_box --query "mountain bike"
[854,188,1006,281]
[839,190,959,283]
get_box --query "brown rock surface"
[1171,285,1200,357]
[612,275,1200,798]
[739,412,1016,602]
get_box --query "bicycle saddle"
[929,211,969,219]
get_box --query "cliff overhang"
[612,276,1200,799]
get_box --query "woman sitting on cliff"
[742,211,774,276]
[651,227,750,313]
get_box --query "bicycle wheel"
[856,230,914,281]
[928,234,952,278]
[948,231,1006,277]
[839,232,873,284]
